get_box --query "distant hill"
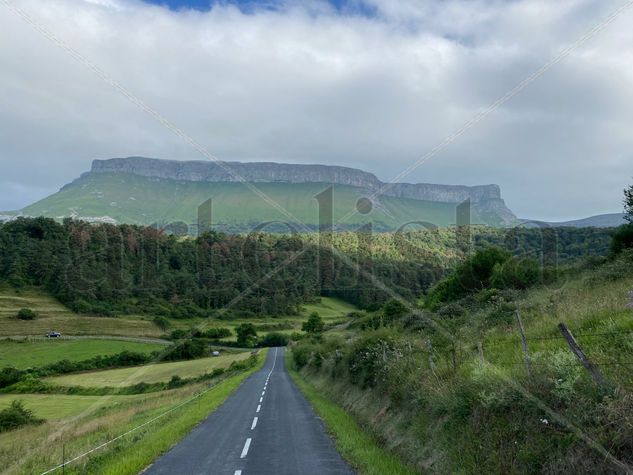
[14,157,518,231]
[523,213,627,229]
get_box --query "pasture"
[47,351,252,387]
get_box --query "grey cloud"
[0,0,631,220]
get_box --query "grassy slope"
[0,287,161,337]
[47,352,251,387]
[0,339,163,369]
[0,351,266,474]
[0,286,357,340]
[287,354,417,475]
[296,258,633,473]
[21,172,483,229]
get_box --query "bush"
[170,329,188,340]
[0,367,25,389]
[611,223,633,255]
[426,247,511,308]
[167,375,185,389]
[153,316,170,330]
[258,332,289,347]
[203,327,232,339]
[0,400,43,433]
[236,323,258,347]
[16,308,37,320]
[302,312,324,334]
[164,339,207,361]
[292,343,315,368]
[490,257,542,290]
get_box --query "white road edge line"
[251,417,258,430]
[241,438,252,459]
[256,404,261,413]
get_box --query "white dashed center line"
[251,417,258,430]
[241,438,252,459]
[234,471,242,475]
[256,404,261,413]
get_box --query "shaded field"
[0,339,164,369]
[47,352,252,387]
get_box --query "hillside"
[292,250,633,473]
[546,213,627,228]
[15,157,517,230]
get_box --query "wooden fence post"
[427,339,437,373]
[477,340,485,364]
[516,310,531,378]
[558,323,607,388]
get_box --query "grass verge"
[286,353,417,475]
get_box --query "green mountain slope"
[21,172,493,231]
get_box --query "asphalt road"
[144,347,354,475]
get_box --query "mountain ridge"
[11,157,520,230]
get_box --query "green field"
[0,287,162,338]
[0,351,267,474]
[0,286,357,342]
[21,172,497,230]
[300,297,358,321]
[0,393,145,420]
[47,352,251,387]
[0,339,164,369]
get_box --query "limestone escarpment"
[91,157,509,208]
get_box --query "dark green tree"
[236,323,258,347]
[302,312,324,334]
[625,182,633,222]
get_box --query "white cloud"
[0,0,632,220]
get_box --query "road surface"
[144,347,354,475]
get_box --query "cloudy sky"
[1,0,632,220]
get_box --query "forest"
[0,217,612,319]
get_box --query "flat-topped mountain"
[19,157,517,231]
[91,157,503,204]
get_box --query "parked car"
[212,351,220,357]
[46,331,61,338]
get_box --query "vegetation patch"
[288,354,416,475]
[0,400,43,433]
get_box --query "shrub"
[204,327,232,339]
[383,299,409,320]
[426,247,511,308]
[169,329,188,340]
[302,312,324,334]
[167,375,185,389]
[16,308,37,320]
[0,367,25,389]
[292,343,315,368]
[0,400,43,433]
[611,223,633,255]
[490,257,542,290]
[236,323,258,347]
[164,339,206,361]
[258,332,289,347]
[153,316,170,330]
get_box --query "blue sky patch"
[142,0,377,17]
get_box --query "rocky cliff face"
[90,157,516,224]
